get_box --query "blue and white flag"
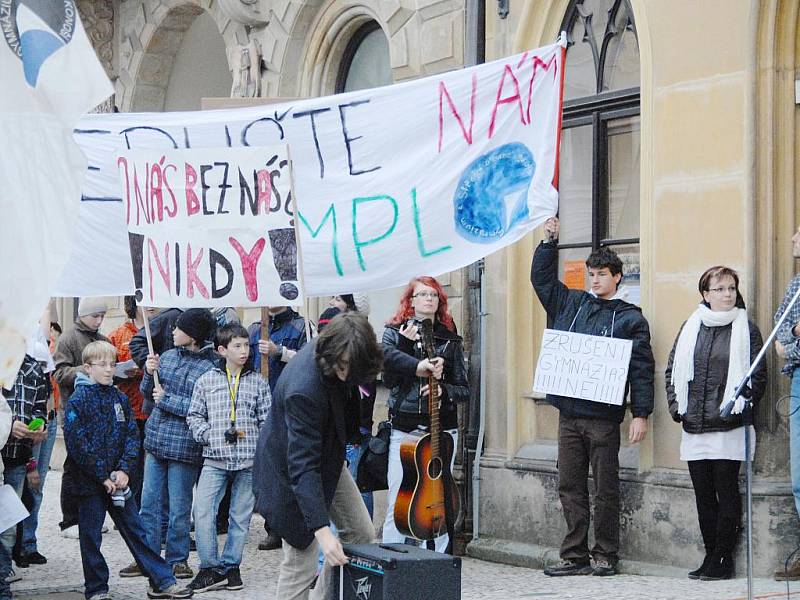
[0,0,112,387]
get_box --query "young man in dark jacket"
[253,313,383,600]
[532,217,655,577]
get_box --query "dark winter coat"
[382,322,469,432]
[665,319,766,433]
[252,340,360,550]
[247,308,307,391]
[531,240,655,423]
[63,374,138,496]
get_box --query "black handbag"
[356,420,391,492]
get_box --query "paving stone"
[10,472,798,599]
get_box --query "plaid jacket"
[1,355,47,461]
[776,273,800,376]
[187,361,271,471]
[141,345,217,464]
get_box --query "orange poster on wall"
[564,260,585,290]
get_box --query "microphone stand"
[728,282,800,600]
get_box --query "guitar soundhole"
[427,457,443,480]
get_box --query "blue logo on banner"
[1,0,77,86]
[453,142,536,243]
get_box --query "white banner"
[533,329,633,406]
[119,146,300,307]
[57,40,565,298]
[0,0,113,386]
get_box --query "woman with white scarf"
[665,266,766,582]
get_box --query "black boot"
[700,553,733,580]
[688,554,713,580]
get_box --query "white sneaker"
[5,568,21,583]
[61,525,80,539]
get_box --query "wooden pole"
[141,307,160,389]
[285,145,313,343]
[260,307,269,380]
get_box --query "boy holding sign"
[532,217,654,577]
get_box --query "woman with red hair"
[381,276,469,553]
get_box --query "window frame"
[334,21,383,94]
[559,0,641,254]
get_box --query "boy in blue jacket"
[64,341,192,600]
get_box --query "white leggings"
[381,428,458,553]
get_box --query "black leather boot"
[700,553,733,580]
[688,554,713,580]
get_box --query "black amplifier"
[332,543,461,600]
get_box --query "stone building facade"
[67,0,800,578]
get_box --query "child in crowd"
[63,341,192,600]
[138,309,218,582]
[186,324,270,592]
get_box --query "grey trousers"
[276,465,375,600]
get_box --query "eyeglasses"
[708,286,737,295]
[89,361,116,369]
[413,292,439,299]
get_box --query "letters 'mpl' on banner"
[533,329,633,406]
[58,40,566,298]
[118,146,301,308]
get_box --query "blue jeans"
[139,453,199,565]
[194,465,254,572]
[0,541,11,599]
[1,464,27,554]
[791,372,800,518]
[78,493,175,599]
[346,436,374,518]
[21,420,58,553]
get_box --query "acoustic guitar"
[393,318,461,542]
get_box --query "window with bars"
[558,0,641,302]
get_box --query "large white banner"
[533,329,633,406]
[57,40,565,298]
[119,146,301,307]
[0,0,112,387]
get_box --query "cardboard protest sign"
[56,39,565,298]
[118,146,301,307]
[533,329,632,405]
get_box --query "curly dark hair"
[585,247,624,277]
[315,312,383,385]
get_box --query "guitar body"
[394,429,461,541]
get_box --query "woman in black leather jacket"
[665,266,766,581]
[380,276,469,553]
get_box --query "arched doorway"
[119,3,236,112]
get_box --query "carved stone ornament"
[218,0,268,27]
[230,38,262,97]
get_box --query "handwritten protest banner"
[533,329,632,406]
[118,146,300,307]
[54,40,565,298]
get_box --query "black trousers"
[687,459,741,556]
[557,415,621,562]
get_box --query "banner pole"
[285,145,313,343]
[260,307,270,380]
[141,307,160,389]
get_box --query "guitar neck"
[428,373,441,458]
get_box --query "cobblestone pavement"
[9,472,799,600]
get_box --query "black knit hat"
[175,309,216,344]
[317,307,341,332]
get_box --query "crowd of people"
[2,218,800,599]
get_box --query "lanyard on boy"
[225,366,241,426]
